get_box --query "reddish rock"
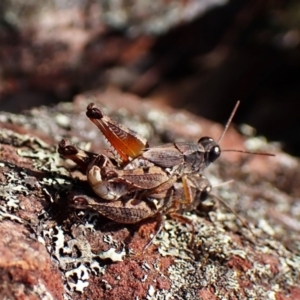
[0,221,63,300]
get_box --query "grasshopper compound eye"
[198,136,221,164]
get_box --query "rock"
[0,89,299,299]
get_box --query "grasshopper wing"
[86,103,148,163]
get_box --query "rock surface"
[0,89,299,299]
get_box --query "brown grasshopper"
[59,101,273,207]
[85,102,274,196]
[58,102,266,248]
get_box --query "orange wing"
[86,103,148,163]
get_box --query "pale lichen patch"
[97,247,126,262]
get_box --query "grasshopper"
[59,102,267,248]
[59,101,273,205]
[85,102,274,195]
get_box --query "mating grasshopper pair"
[58,102,272,248]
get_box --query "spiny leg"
[58,139,97,173]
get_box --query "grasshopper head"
[198,137,221,165]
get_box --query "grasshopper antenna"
[217,101,240,143]
[217,100,275,157]
[222,149,275,157]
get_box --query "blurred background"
[0,0,300,156]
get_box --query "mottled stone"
[0,89,299,299]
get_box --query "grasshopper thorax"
[198,136,221,165]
